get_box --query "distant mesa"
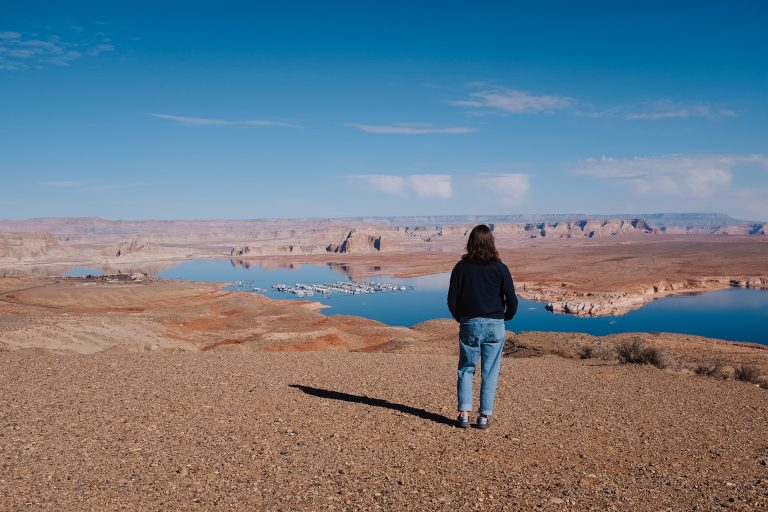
[326,228,400,254]
[0,232,69,263]
[491,218,654,239]
[230,244,324,257]
[108,240,184,261]
[1,215,766,271]
[113,240,162,258]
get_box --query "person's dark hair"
[462,224,500,263]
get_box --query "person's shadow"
[289,384,455,426]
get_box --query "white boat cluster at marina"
[230,279,410,297]
[231,281,268,292]
[272,281,409,297]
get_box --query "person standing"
[447,224,518,429]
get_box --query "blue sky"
[1,1,767,220]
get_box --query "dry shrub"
[734,364,762,384]
[694,361,724,379]
[578,345,594,359]
[615,337,671,369]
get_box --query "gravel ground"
[1,350,766,511]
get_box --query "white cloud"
[150,113,297,128]
[450,84,573,114]
[0,31,113,70]
[573,154,768,198]
[476,173,530,204]
[348,123,476,135]
[407,174,453,198]
[348,174,453,199]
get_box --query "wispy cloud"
[572,154,768,198]
[348,123,476,135]
[476,173,530,204]
[348,174,453,199]
[150,113,298,128]
[449,82,735,122]
[577,99,737,120]
[41,180,82,188]
[623,100,737,120]
[449,83,573,115]
[575,99,738,121]
[0,31,113,70]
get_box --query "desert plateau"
[2,215,768,510]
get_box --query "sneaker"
[456,413,470,429]
[476,415,491,430]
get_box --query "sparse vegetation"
[578,345,594,359]
[615,337,671,369]
[694,361,724,379]
[734,364,762,384]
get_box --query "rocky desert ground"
[2,349,767,511]
[2,216,768,510]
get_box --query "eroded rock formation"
[0,232,68,262]
[326,229,400,254]
[493,218,654,239]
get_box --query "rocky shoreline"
[521,276,768,316]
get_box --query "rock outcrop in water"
[518,276,768,316]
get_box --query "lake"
[66,259,768,344]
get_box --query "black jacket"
[447,259,518,322]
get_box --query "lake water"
[66,259,768,344]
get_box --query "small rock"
[549,497,565,504]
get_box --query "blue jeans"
[457,317,506,416]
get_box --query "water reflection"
[42,258,768,344]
